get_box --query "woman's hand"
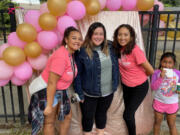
[160,68,166,78]
[44,105,53,116]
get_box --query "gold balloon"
[16,23,37,43]
[66,0,71,3]
[2,46,26,66]
[167,22,180,38]
[24,42,42,58]
[160,14,175,22]
[39,13,57,30]
[79,0,88,6]
[86,0,101,15]
[137,0,154,11]
[47,0,67,16]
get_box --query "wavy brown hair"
[83,22,108,58]
[113,24,136,58]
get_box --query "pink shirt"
[41,46,77,90]
[119,45,147,87]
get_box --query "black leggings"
[122,80,149,135]
[80,94,114,132]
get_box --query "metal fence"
[0,4,26,124]
[0,4,180,124]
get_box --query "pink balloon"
[8,32,26,48]
[154,1,164,11]
[28,54,48,70]
[53,28,64,45]
[0,60,14,80]
[37,31,58,50]
[67,1,86,20]
[11,75,27,86]
[14,62,33,80]
[106,0,122,11]
[139,14,150,26]
[24,10,42,32]
[99,0,107,9]
[0,43,9,58]
[0,79,10,86]
[122,0,137,11]
[40,3,49,14]
[57,15,77,35]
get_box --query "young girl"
[151,52,180,135]
[113,24,154,135]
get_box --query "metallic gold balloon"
[86,0,101,15]
[137,0,154,11]
[3,46,26,66]
[16,23,37,43]
[66,0,71,3]
[47,0,67,16]
[167,22,180,38]
[39,13,57,30]
[160,14,175,22]
[79,0,88,6]
[24,42,42,58]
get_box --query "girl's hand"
[160,68,166,78]
[44,105,53,116]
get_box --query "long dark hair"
[113,24,136,58]
[159,52,176,69]
[83,22,108,58]
[62,26,80,46]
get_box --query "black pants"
[122,80,149,135]
[80,94,114,132]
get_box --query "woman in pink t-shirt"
[113,24,154,135]
[28,27,83,135]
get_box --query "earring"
[65,44,68,49]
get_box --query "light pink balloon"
[53,28,64,45]
[28,54,48,70]
[8,32,26,48]
[0,79,10,86]
[99,0,107,9]
[106,0,121,11]
[24,10,42,32]
[14,62,33,80]
[154,1,164,11]
[57,15,77,35]
[40,3,49,14]
[67,1,86,20]
[11,75,27,86]
[37,31,58,50]
[0,60,14,80]
[0,43,9,57]
[122,0,137,11]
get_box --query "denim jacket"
[74,41,120,100]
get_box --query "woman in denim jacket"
[74,22,119,135]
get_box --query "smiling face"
[65,31,83,53]
[117,27,131,47]
[160,56,175,69]
[91,27,104,46]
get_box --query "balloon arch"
[0,0,167,86]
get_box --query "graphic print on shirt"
[119,54,131,67]
[160,76,177,97]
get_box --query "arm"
[150,70,163,91]
[73,50,84,100]
[44,72,60,115]
[141,61,154,76]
